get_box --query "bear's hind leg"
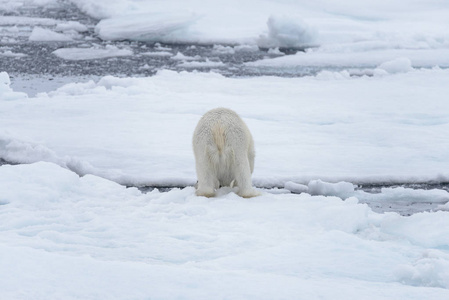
[195,154,219,197]
[234,154,260,198]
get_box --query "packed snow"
[1,162,449,299]
[1,69,448,187]
[2,0,449,299]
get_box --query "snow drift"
[0,161,448,299]
[95,12,201,42]
[1,69,449,187]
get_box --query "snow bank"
[95,12,200,42]
[1,69,449,187]
[438,202,449,211]
[7,0,448,69]
[65,0,449,65]
[308,180,355,199]
[247,49,449,70]
[257,15,317,49]
[284,181,308,193]
[0,72,28,101]
[376,57,413,74]
[0,162,449,299]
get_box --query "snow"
[248,48,449,71]
[308,180,355,199]
[51,0,449,76]
[284,179,449,208]
[54,21,88,33]
[439,202,449,211]
[52,45,133,60]
[140,51,173,57]
[0,161,449,299]
[257,15,318,49]
[376,57,413,74]
[179,59,225,69]
[0,15,89,43]
[67,0,449,69]
[29,27,74,42]
[0,71,28,101]
[284,181,308,194]
[0,16,59,26]
[2,0,449,298]
[0,50,27,58]
[95,12,201,42]
[171,52,201,61]
[1,69,449,187]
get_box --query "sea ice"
[54,21,88,33]
[0,71,28,100]
[95,12,200,42]
[1,69,449,187]
[52,45,133,60]
[0,162,448,299]
[376,57,413,74]
[257,15,318,49]
[29,27,74,42]
[308,179,355,199]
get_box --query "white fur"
[193,108,260,198]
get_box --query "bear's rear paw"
[195,188,216,198]
[238,188,261,198]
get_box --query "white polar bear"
[193,108,260,198]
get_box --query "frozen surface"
[3,0,449,80]
[284,180,449,216]
[71,0,449,46]
[1,69,449,187]
[248,49,449,70]
[29,27,74,41]
[52,45,133,60]
[75,0,449,70]
[0,162,449,299]
[95,12,201,42]
[2,2,449,298]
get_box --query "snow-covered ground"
[1,66,449,300]
[1,0,449,299]
[1,162,449,299]
[1,69,448,187]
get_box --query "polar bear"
[193,108,260,198]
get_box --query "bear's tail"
[209,123,234,171]
[212,123,226,154]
